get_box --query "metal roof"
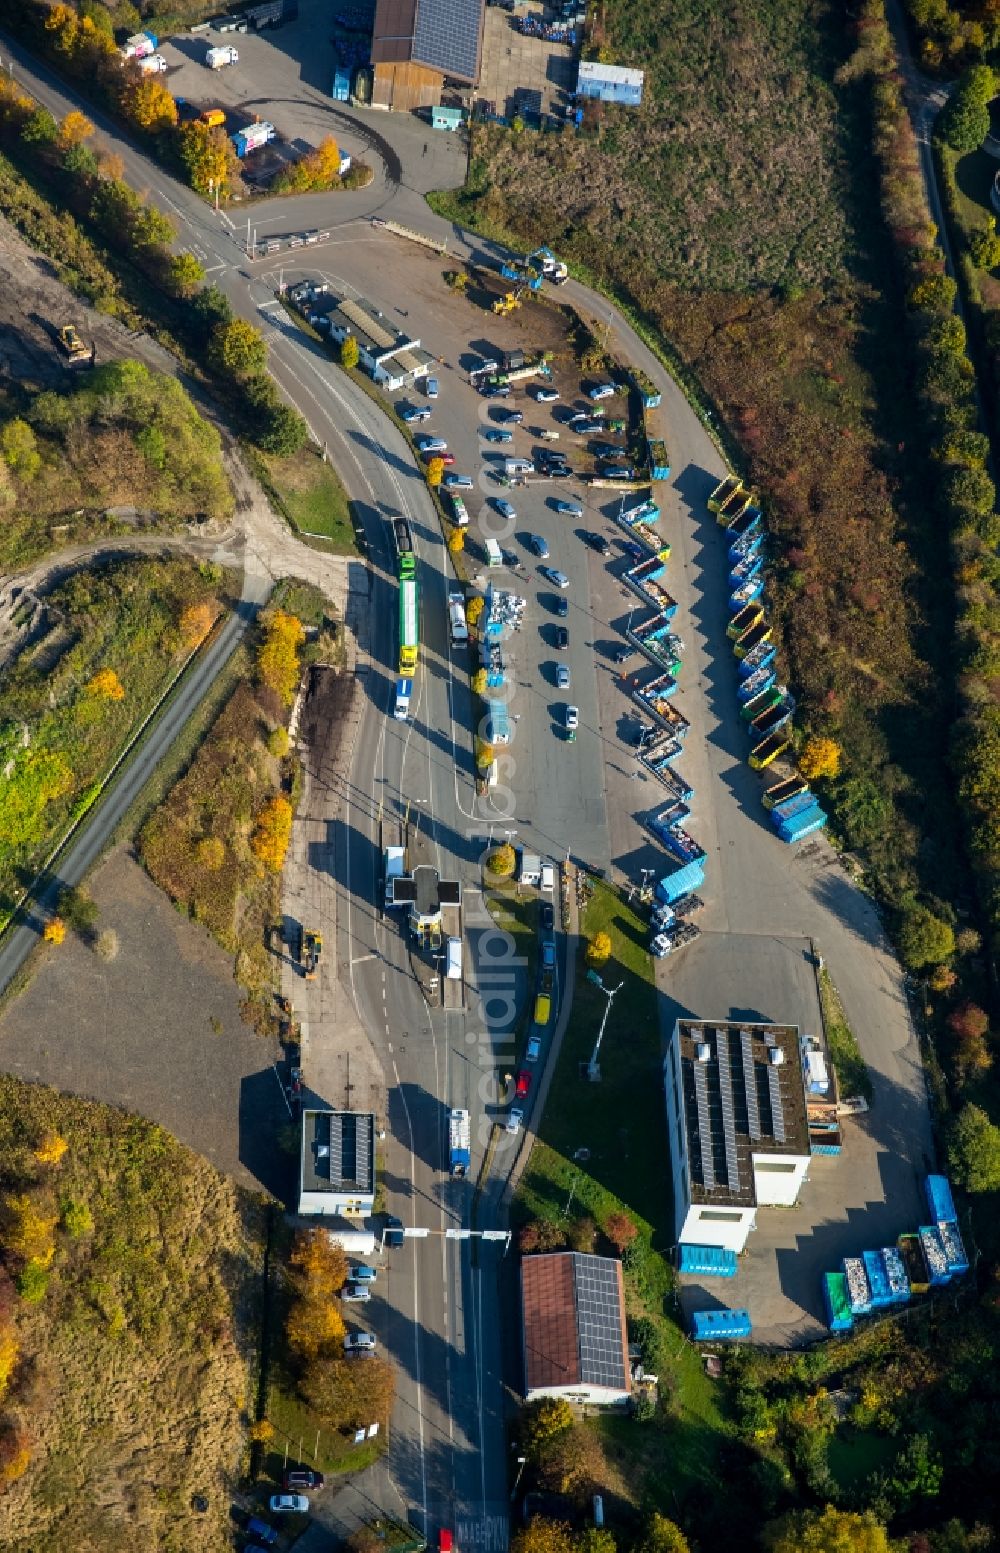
[340,297,396,351]
[577,60,644,88]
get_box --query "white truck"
[137,53,168,73]
[381,820,408,909]
[206,44,239,69]
[449,593,469,646]
[393,679,412,720]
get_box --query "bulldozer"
[57,324,91,367]
[492,287,523,317]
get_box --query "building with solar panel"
[521,1251,632,1405]
[370,0,485,111]
[323,295,436,392]
[665,1021,812,1255]
[299,1108,376,1217]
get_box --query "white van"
[504,457,535,476]
[540,862,555,893]
[445,937,463,980]
[485,537,503,568]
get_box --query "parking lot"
[477,3,580,123]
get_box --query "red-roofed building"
[520,1251,632,1406]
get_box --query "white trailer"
[206,44,239,68]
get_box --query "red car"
[515,1069,532,1099]
[422,449,455,466]
[283,1467,325,1491]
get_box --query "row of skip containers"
[823,1174,970,1334]
[709,476,829,840]
[685,1246,752,1343]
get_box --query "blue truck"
[449,1109,471,1177]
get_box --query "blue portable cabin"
[863,1249,892,1308]
[657,858,706,904]
[823,1272,854,1332]
[925,1174,957,1225]
[842,1255,872,1315]
[918,1225,952,1286]
[678,1244,737,1278]
[938,1220,969,1276]
[691,1308,752,1341]
[332,63,352,100]
[880,1246,910,1304]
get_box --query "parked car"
[556,664,571,689]
[482,383,511,399]
[528,534,550,558]
[526,1034,542,1063]
[590,440,623,458]
[541,902,555,931]
[506,1107,524,1135]
[415,435,447,452]
[349,1264,377,1282]
[542,567,570,589]
[555,499,583,516]
[270,1494,309,1514]
[443,473,474,489]
[496,408,523,424]
[588,383,617,400]
[555,626,569,649]
[344,1331,378,1353]
[246,1519,278,1549]
[535,386,560,402]
[565,705,579,730]
[342,1282,371,1302]
[493,499,516,519]
[598,460,635,478]
[515,1069,532,1098]
[426,377,439,398]
[555,597,569,617]
[583,531,612,555]
[401,406,431,424]
[541,939,556,968]
[382,1215,405,1249]
[284,1468,325,1491]
[422,449,455,465]
[482,428,513,443]
[622,540,645,561]
[540,464,570,480]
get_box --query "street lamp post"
[586,977,624,1082]
[510,1454,527,1502]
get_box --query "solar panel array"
[572,1256,628,1389]
[715,1030,740,1191]
[767,1064,786,1144]
[413,0,482,81]
[741,1029,762,1140]
[692,1058,716,1190]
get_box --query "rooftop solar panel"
[572,1255,627,1389]
[767,1064,786,1144]
[715,1030,740,1192]
[692,1058,716,1190]
[413,0,482,80]
[741,1030,761,1140]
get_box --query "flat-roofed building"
[576,60,644,106]
[299,1109,376,1217]
[664,1021,811,1255]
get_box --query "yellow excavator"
[492,287,524,317]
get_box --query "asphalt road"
[0,19,937,1539]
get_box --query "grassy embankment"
[254,443,359,553]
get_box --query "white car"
[415,434,447,453]
[443,473,474,489]
[535,387,560,402]
[506,1107,524,1135]
[344,1331,377,1353]
[588,383,617,401]
[270,1494,309,1513]
[565,705,579,730]
[556,665,571,690]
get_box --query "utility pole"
[586,977,624,1082]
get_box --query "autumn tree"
[518,1219,566,1254]
[485,842,516,878]
[87,667,125,701]
[196,836,225,872]
[269,727,290,759]
[586,930,612,966]
[948,1000,992,1083]
[0,1327,18,1402]
[179,601,216,649]
[603,1210,638,1253]
[899,904,955,971]
[34,1131,68,1167]
[448,527,465,553]
[257,608,305,704]
[799,735,842,781]
[340,335,360,369]
[177,119,239,197]
[1,419,41,479]
[520,1395,573,1457]
[251,796,293,873]
[290,1229,348,1296]
[466,595,484,624]
[536,1421,608,1503]
[0,1422,30,1486]
[43,918,66,945]
[510,1518,575,1553]
[209,317,268,381]
[120,73,178,133]
[764,1507,891,1553]
[169,252,206,298]
[302,1352,395,1429]
[285,1295,345,1363]
[636,1516,691,1553]
[426,456,445,488]
[472,669,488,695]
[0,1188,57,1264]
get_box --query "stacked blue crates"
[679,1244,737,1278]
[918,1226,952,1286]
[938,1220,969,1276]
[842,1255,872,1315]
[863,1250,892,1309]
[691,1308,752,1341]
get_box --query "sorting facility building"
[370,0,485,111]
[299,1108,376,1217]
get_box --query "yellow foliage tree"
[44,3,79,54]
[427,457,445,488]
[179,601,216,649]
[248,1418,275,1443]
[466,596,484,624]
[0,1422,30,1486]
[34,1131,68,1167]
[178,120,239,198]
[257,608,305,705]
[1,1190,57,1263]
[286,1292,346,1361]
[290,1229,348,1295]
[799,735,842,781]
[764,1507,890,1553]
[56,109,94,151]
[0,1328,18,1401]
[448,527,465,553]
[586,930,612,967]
[43,917,66,945]
[87,667,125,701]
[472,669,487,695]
[308,135,342,183]
[251,796,293,873]
[511,1520,576,1553]
[121,75,178,134]
[486,842,516,878]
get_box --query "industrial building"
[299,1108,376,1217]
[521,1251,632,1406]
[665,1021,816,1255]
[370,0,485,111]
[290,287,436,392]
[576,60,644,107]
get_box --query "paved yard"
[478,4,579,123]
[0,848,290,1199]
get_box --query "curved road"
[0,20,935,1538]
